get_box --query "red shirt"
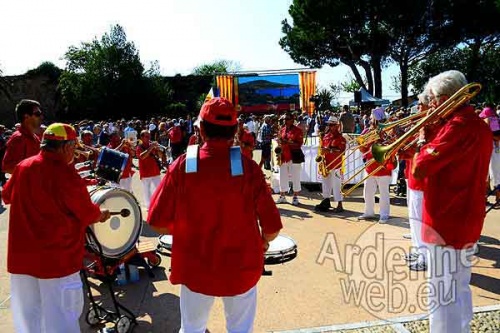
[147,140,283,296]
[2,126,41,173]
[280,125,303,163]
[321,131,346,170]
[363,148,395,177]
[188,134,202,146]
[415,106,492,248]
[400,149,425,191]
[168,126,183,144]
[2,151,102,278]
[238,129,255,159]
[136,144,161,179]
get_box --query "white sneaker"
[357,214,377,220]
[276,196,288,204]
[379,216,390,223]
[292,196,299,206]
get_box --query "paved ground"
[0,163,499,333]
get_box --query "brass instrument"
[371,82,481,163]
[74,142,100,159]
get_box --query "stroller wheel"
[86,307,103,326]
[115,315,132,333]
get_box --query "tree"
[59,24,159,119]
[191,60,241,76]
[408,43,500,103]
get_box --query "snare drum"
[95,147,129,183]
[156,234,298,266]
[86,186,142,259]
[265,235,297,265]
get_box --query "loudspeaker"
[354,90,362,103]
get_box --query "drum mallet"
[110,209,131,217]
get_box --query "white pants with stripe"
[141,175,161,209]
[408,188,426,264]
[279,161,301,193]
[426,244,473,333]
[322,168,343,202]
[363,175,391,217]
[10,271,83,333]
[179,285,257,333]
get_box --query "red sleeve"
[188,135,195,145]
[60,169,102,226]
[2,134,25,173]
[251,163,283,234]
[147,164,177,231]
[415,122,463,176]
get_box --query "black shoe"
[404,253,419,262]
[409,261,427,271]
[315,198,331,212]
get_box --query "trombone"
[371,82,482,163]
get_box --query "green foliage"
[25,62,62,82]
[59,24,169,120]
[408,43,500,103]
[339,80,361,94]
[191,60,241,76]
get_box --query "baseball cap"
[326,116,339,124]
[42,123,77,141]
[199,97,237,126]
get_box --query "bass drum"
[86,186,142,259]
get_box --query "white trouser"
[363,175,391,217]
[141,175,161,209]
[322,168,343,202]
[119,176,133,193]
[279,161,301,193]
[179,285,257,333]
[10,271,83,333]
[489,145,500,187]
[408,188,426,264]
[426,244,473,333]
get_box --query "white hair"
[424,70,468,98]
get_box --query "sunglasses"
[32,111,42,117]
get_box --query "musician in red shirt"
[315,116,347,213]
[136,130,162,209]
[276,113,304,205]
[358,132,396,223]
[412,70,492,333]
[2,123,110,333]
[2,99,42,174]
[398,94,430,272]
[148,98,282,332]
[235,115,255,159]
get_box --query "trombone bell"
[371,143,392,163]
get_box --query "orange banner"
[216,75,234,104]
[299,71,316,115]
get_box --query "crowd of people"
[0,69,499,333]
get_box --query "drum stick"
[110,209,131,217]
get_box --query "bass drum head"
[87,187,142,258]
[266,235,296,255]
[158,234,173,250]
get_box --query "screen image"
[237,74,300,112]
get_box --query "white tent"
[349,88,390,106]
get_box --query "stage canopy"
[349,88,390,106]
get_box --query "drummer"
[148,97,283,332]
[2,123,111,333]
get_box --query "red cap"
[199,98,237,126]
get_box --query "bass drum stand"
[81,228,137,333]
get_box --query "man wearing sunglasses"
[2,99,43,174]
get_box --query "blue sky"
[0,0,400,104]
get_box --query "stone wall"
[0,74,61,128]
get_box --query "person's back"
[339,110,355,133]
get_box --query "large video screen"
[237,74,300,112]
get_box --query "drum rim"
[96,148,129,183]
[266,234,297,255]
[87,187,143,258]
